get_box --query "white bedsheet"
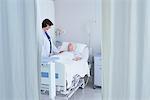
[52,52,90,88]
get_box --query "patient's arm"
[73,56,82,61]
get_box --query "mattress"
[52,51,90,88]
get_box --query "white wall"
[55,0,101,55]
[38,0,55,39]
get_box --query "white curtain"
[0,0,39,100]
[102,0,150,100]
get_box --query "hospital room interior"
[39,0,102,100]
[0,0,150,100]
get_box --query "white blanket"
[52,52,90,88]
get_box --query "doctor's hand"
[59,51,64,53]
[53,51,63,55]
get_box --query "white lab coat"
[42,31,59,57]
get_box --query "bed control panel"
[40,62,56,99]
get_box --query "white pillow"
[75,43,87,53]
[59,42,69,51]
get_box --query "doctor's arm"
[51,40,62,54]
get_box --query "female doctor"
[41,19,60,57]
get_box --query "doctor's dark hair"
[42,19,53,28]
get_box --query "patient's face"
[68,43,75,51]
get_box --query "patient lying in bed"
[58,42,82,61]
[54,42,85,62]
[67,43,82,61]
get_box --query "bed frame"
[54,44,89,99]
[55,62,89,99]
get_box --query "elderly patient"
[67,43,82,61]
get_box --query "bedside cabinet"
[93,54,102,88]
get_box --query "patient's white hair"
[68,42,76,50]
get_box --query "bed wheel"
[93,86,96,89]
[80,75,89,89]
[80,83,85,89]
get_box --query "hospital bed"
[53,42,90,99]
[40,58,56,100]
